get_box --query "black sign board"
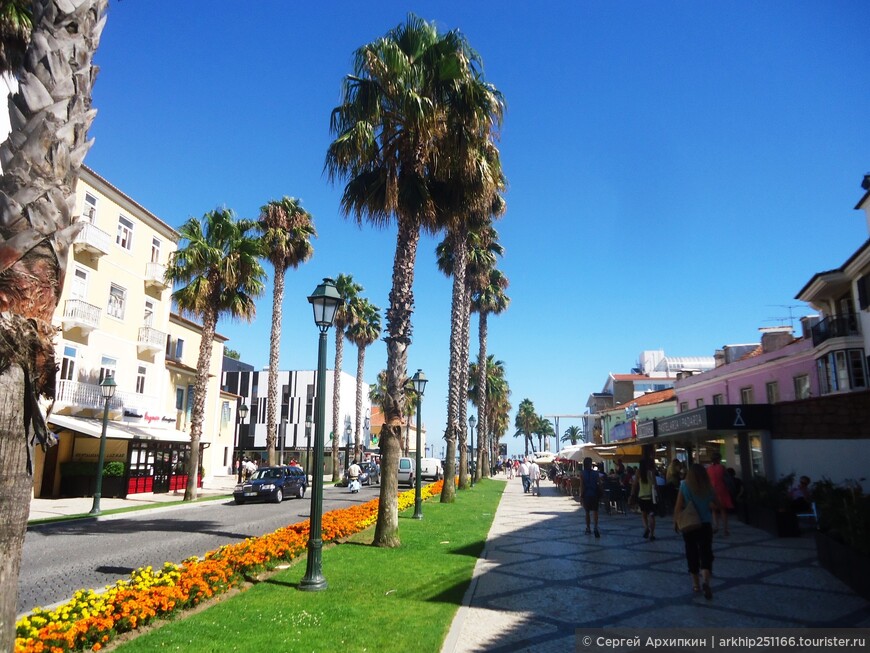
[656,405,771,437]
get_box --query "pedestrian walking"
[519,458,531,493]
[630,457,658,541]
[706,451,733,536]
[529,458,541,495]
[673,463,719,600]
[580,457,602,538]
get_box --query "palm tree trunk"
[374,216,419,547]
[354,345,364,460]
[442,233,468,500]
[184,306,217,501]
[458,273,471,488]
[332,328,343,480]
[266,266,285,466]
[0,2,106,646]
[476,312,488,478]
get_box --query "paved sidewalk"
[442,477,870,653]
[27,475,241,522]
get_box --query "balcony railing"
[73,221,111,258]
[137,326,167,355]
[811,314,861,346]
[55,380,122,412]
[144,262,169,290]
[61,299,100,334]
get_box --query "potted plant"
[812,478,870,600]
[742,473,800,537]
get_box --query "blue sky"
[83,1,869,457]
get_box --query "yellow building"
[35,167,232,498]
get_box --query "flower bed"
[16,481,445,652]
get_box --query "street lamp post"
[88,376,117,516]
[469,414,476,487]
[300,278,341,592]
[345,423,352,467]
[363,413,370,460]
[409,369,427,520]
[235,402,249,483]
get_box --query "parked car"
[419,457,443,481]
[233,465,307,504]
[397,457,415,487]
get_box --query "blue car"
[233,465,307,504]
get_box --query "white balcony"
[137,325,167,355]
[72,221,111,258]
[144,262,169,291]
[61,299,100,335]
[55,380,122,414]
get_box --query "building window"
[221,401,231,428]
[60,345,77,381]
[679,401,689,412]
[107,283,126,319]
[135,366,146,394]
[712,394,724,405]
[116,215,133,250]
[766,381,779,404]
[695,398,704,408]
[794,374,811,399]
[71,267,88,300]
[99,356,117,383]
[151,237,161,264]
[858,273,870,310]
[817,349,867,394]
[740,386,754,404]
[166,337,184,360]
[175,387,185,410]
[83,193,97,223]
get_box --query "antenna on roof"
[765,304,801,330]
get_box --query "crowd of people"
[501,449,814,603]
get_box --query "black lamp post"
[236,402,249,483]
[363,413,370,460]
[345,423,352,467]
[88,376,117,516]
[409,369,427,520]
[469,414,476,487]
[300,277,341,592]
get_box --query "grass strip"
[114,479,505,653]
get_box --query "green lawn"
[115,479,505,653]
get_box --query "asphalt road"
[18,481,381,615]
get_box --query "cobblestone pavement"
[441,477,870,653]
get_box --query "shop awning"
[49,414,193,443]
[592,442,644,461]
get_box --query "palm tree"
[515,398,537,455]
[346,297,381,460]
[257,197,315,466]
[0,1,106,645]
[471,263,508,477]
[165,209,265,501]
[468,355,510,470]
[330,273,362,478]
[325,15,493,546]
[562,425,582,445]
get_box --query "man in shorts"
[580,457,602,538]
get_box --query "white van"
[419,457,443,481]
[397,457,415,487]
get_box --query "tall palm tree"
[0,1,106,644]
[165,209,265,501]
[325,15,493,546]
[257,197,315,466]
[515,398,537,455]
[330,273,362,478]
[468,354,509,470]
[562,425,582,445]
[471,264,508,477]
[346,297,381,460]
